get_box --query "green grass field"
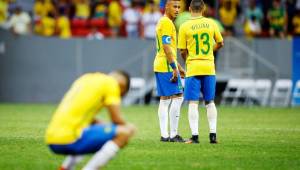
[0,103,299,170]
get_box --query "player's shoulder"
[159,16,173,25]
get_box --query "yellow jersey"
[41,16,56,36]
[0,1,8,24]
[293,16,300,34]
[108,1,122,27]
[57,16,71,39]
[75,3,90,18]
[45,73,121,144]
[178,16,223,77]
[154,16,177,73]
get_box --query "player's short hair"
[116,70,131,93]
[190,0,205,12]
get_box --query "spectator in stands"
[87,26,104,40]
[56,9,71,39]
[122,1,141,38]
[34,0,55,36]
[108,0,122,37]
[293,10,300,36]
[244,15,262,37]
[267,0,286,38]
[6,6,31,35]
[74,0,90,19]
[40,11,56,37]
[219,0,238,36]
[56,0,71,18]
[245,0,263,23]
[92,0,107,19]
[141,0,161,40]
[0,0,8,26]
[34,0,55,21]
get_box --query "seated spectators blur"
[108,0,122,37]
[74,0,90,19]
[123,1,141,38]
[6,6,31,35]
[141,0,161,40]
[267,0,286,38]
[0,0,8,26]
[205,5,224,35]
[219,0,238,36]
[293,10,300,36]
[56,9,71,39]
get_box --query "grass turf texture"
[0,104,299,170]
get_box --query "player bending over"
[178,0,224,144]
[45,71,135,170]
[154,0,185,142]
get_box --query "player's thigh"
[49,124,117,155]
[184,76,201,101]
[200,75,216,102]
[155,72,182,97]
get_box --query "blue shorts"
[49,124,117,155]
[184,75,216,101]
[155,72,183,97]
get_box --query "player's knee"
[117,124,136,138]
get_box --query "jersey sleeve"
[178,24,187,49]
[213,20,223,43]
[103,79,121,106]
[161,19,173,44]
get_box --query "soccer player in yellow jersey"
[45,71,135,170]
[154,0,185,142]
[178,0,224,144]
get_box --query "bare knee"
[116,124,136,138]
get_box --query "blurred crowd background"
[0,0,300,39]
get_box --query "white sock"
[83,141,119,170]
[158,99,171,138]
[188,103,199,136]
[62,155,84,170]
[169,97,183,138]
[206,102,217,133]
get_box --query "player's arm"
[179,49,188,61]
[162,38,178,82]
[107,104,126,125]
[213,41,224,52]
[213,21,224,52]
[178,24,188,62]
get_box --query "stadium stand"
[1,0,300,38]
